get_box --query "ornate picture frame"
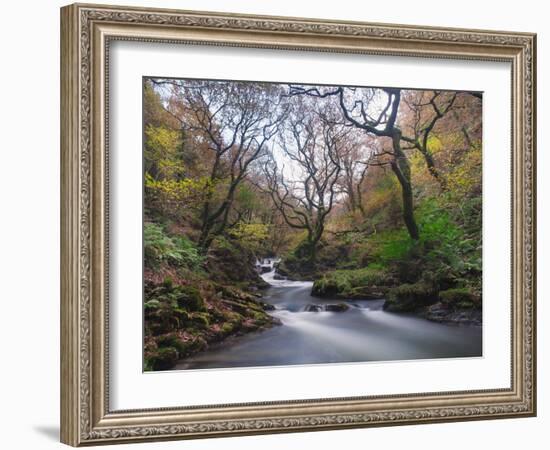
[60,3,536,446]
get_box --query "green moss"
[144,299,161,311]
[172,307,190,322]
[221,322,235,334]
[185,337,207,353]
[439,287,480,310]
[223,310,243,323]
[312,266,394,298]
[384,282,438,312]
[156,334,188,356]
[252,311,266,321]
[190,312,210,328]
[176,285,206,312]
[149,346,179,371]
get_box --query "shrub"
[144,222,203,269]
[144,299,161,311]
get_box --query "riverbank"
[307,267,482,326]
[143,235,281,371]
[174,271,482,370]
[154,256,482,372]
[144,277,280,371]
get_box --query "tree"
[301,86,420,240]
[151,79,283,251]
[287,86,468,240]
[263,101,344,264]
[401,90,457,189]
[337,134,383,217]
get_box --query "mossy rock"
[345,286,387,300]
[221,322,235,335]
[325,303,350,312]
[252,310,268,321]
[311,277,341,297]
[189,312,210,329]
[317,243,349,269]
[384,282,438,312]
[223,310,243,323]
[172,307,191,322]
[149,346,179,371]
[176,285,206,312]
[187,337,207,353]
[146,302,185,335]
[207,237,269,288]
[439,287,481,310]
[155,333,188,356]
[312,267,395,299]
[277,252,316,280]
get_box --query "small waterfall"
[260,268,313,288]
[255,256,281,274]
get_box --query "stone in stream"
[304,304,323,312]
[304,303,350,312]
[325,303,350,312]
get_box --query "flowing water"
[174,270,482,370]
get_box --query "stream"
[174,269,482,370]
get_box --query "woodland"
[143,78,482,371]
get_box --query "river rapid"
[174,270,482,370]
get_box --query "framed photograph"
[60,3,536,446]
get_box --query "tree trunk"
[391,133,419,240]
[417,146,447,190]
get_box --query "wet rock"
[325,303,350,312]
[383,282,438,312]
[304,304,323,312]
[423,302,482,326]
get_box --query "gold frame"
[60,3,536,446]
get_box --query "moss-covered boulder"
[384,282,438,312]
[325,303,350,312]
[207,237,269,289]
[316,243,350,270]
[175,285,206,311]
[276,253,316,281]
[148,346,179,371]
[143,253,280,371]
[144,279,204,336]
[189,312,210,329]
[439,287,481,310]
[312,266,395,299]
